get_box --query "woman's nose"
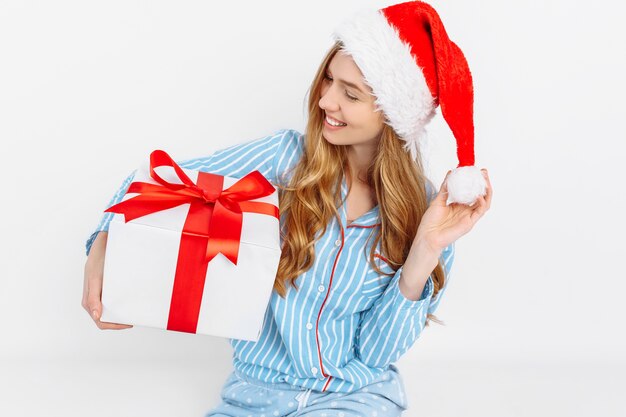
[319,89,339,112]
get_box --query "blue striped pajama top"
[85,128,455,394]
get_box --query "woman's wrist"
[398,238,441,301]
[86,231,108,267]
[412,237,442,265]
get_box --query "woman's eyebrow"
[339,79,366,94]
[327,69,367,94]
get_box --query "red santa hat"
[332,0,487,205]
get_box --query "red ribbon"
[104,150,279,333]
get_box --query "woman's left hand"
[415,168,492,254]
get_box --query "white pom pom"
[446,165,487,206]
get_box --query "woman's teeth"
[326,116,347,127]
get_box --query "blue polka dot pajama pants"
[204,364,408,417]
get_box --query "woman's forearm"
[86,231,108,270]
[398,238,441,301]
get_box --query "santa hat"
[332,0,487,205]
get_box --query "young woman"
[82,2,492,416]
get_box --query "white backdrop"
[1,0,624,416]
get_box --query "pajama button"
[335,239,341,246]
[318,285,325,292]
[306,323,313,330]
[311,367,318,374]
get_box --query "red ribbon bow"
[105,149,279,265]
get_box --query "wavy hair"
[272,41,448,327]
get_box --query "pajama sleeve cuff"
[389,265,435,310]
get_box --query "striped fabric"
[85,128,455,394]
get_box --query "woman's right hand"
[82,232,133,330]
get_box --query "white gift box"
[101,158,281,341]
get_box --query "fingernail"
[92,310,98,320]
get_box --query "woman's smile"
[324,114,348,129]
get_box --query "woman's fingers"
[83,267,133,330]
[82,232,133,330]
[469,169,491,222]
[441,170,451,191]
[94,318,134,330]
[87,292,134,330]
[82,263,98,318]
[482,169,492,209]
[433,170,451,204]
[85,267,103,321]
[470,194,487,223]
[86,275,133,330]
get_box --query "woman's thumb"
[435,170,451,200]
[87,297,101,320]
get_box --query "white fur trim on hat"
[446,166,487,205]
[332,8,437,161]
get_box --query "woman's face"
[319,51,385,148]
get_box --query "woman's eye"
[324,73,358,102]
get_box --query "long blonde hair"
[272,41,448,326]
